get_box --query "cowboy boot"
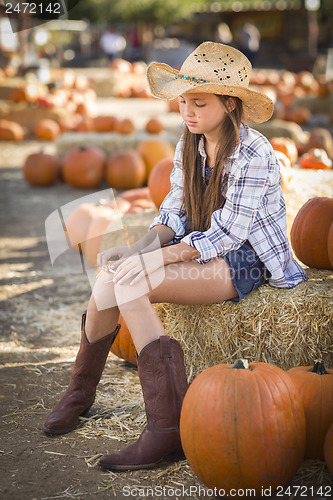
[98,335,189,470]
[43,311,120,435]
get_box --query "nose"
[183,101,195,117]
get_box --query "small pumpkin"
[287,361,333,460]
[299,148,332,170]
[62,145,106,189]
[93,116,119,133]
[125,198,155,214]
[106,150,146,190]
[270,137,298,166]
[324,421,333,475]
[180,360,306,496]
[0,119,25,141]
[290,197,333,270]
[110,314,137,366]
[136,139,175,179]
[116,187,151,204]
[148,157,173,208]
[145,118,164,134]
[34,119,61,141]
[22,152,61,186]
[115,118,136,135]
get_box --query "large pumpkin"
[287,361,333,460]
[110,314,137,366]
[324,421,333,475]
[65,203,98,250]
[62,145,106,189]
[106,150,146,190]
[180,360,306,497]
[148,157,173,208]
[23,152,61,186]
[136,139,175,179]
[290,197,333,269]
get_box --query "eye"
[195,102,206,108]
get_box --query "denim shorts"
[223,241,269,303]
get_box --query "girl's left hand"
[112,250,164,286]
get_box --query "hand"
[97,245,133,268]
[113,250,164,286]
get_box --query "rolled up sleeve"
[182,155,271,263]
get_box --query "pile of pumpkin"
[22,137,175,190]
[249,68,333,126]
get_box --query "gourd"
[106,151,146,190]
[34,119,61,141]
[65,203,98,249]
[299,148,332,170]
[83,206,117,267]
[270,136,298,165]
[180,360,306,496]
[287,361,333,460]
[115,118,136,135]
[290,197,333,270]
[110,314,137,366]
[136,139,175,179]
[148,157,173,208]
[93,116,119,132]
[62,145,106,189]
[22,152,60,186]
[324,422,333,475]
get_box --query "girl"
[43,42,307,470]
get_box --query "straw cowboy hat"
[147,41,274,124]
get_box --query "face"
[179,93,229,140]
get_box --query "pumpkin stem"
[231,359,249,370]
[308,361,329,375]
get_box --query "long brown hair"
[181,95,243,232]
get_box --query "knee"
[91,270,117,311]
[114,280,150,314]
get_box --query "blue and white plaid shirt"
[150,123,307,288]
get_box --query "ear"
[226,98,236,113]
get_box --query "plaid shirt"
[150,124,307,288]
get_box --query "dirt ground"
[1,98,332,500]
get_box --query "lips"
[186,121,197,127]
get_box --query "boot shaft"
[137,336,189,429]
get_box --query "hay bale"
[154,268,333,381]
[94,73,147,97]
[0,101,71,132]
[249,119,308,144]
[56,131,179,157]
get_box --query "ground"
[0,98,332,500]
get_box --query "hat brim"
[147,62,274,124]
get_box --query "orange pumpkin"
[115,118,136,135]
[110,314,137,365]
[62,145,106,189]
[136,139,175,179]
[274,151,292,190]
[148,157,173,208]
[324,421,333,475]
[93,116,119,133]
[287,361,333,460]
[290,197,333,269]
[65,203,98,250]
[0,119,25,141]
[22,152,60,186]
[125,198,155,214]
[83,206,117,267]
[75,117,95,132]
[299,148,332,170]
[270,137,298,166]
[180,360,306,496]
[34,119,61,141]
[106,151,146,190]
[145,118,164,134]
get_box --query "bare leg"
[85,270,120,343]
[115,257,237,353]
